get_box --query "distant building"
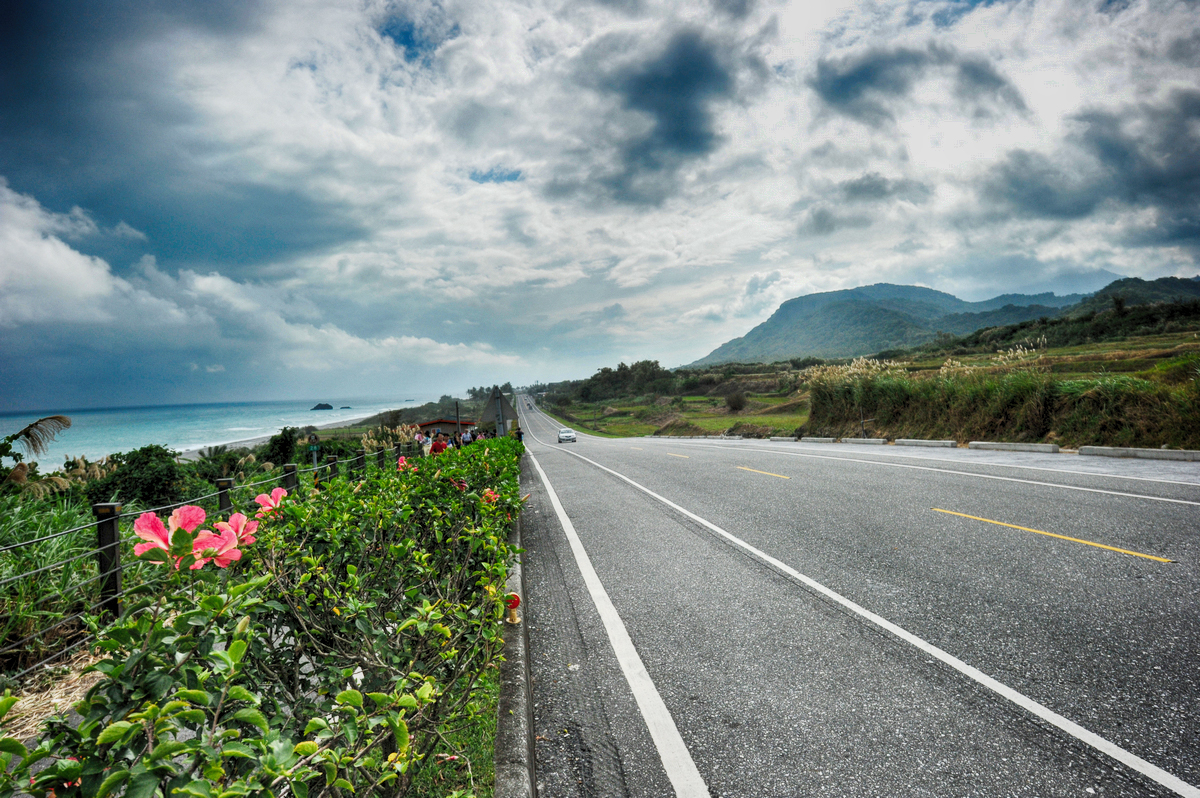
[417,418,474,435]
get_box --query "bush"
[2,438,525,798]
[85,444,183,508]
[726,391,747,412]
[260,426,300,469]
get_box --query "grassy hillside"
[533,314,1200,447]
[690,275,1200,367]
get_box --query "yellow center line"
[667,453,689,458]
[737,466,791,480]
[932,508,1172,563]
[630,447,643,450]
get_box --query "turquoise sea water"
[0,397,436,468]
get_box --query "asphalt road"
[513,398,1200,798]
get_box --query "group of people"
[414,427,518,456]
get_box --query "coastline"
[176,414,376,461]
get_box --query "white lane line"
[659,441,1200,507]
[719,441,1200,488]
[526,452,710,798]
[548,445,1200,798]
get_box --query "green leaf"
[366,692,391,708]
[210,650,235,673]
[393,718,409,757]
[177,689,212,706]
[332,778,355,792]
[0,738,27,758]
[225,686,258,705]
[0,695,19,719]
[291,780,310,798]
[149,740,190,761]
[395,695,417,709]
[200,595,225,612]
[175,709,207,725]
[415,682,434,703]
[293,741,318,757]
[303,718,329,735]
[220,742,256,759]
[174,780,213,798]
[227,639,248,665]
[97,720,134,745]
[335,689,363,709]
[232,708,268,735]
[125,770,163,798]
[94,768,131,798]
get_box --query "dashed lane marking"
[667,453,689,459]
[932,508,1172,562]
[736,466,791,480]
[526,453,710,798]
[659,441,1200,507]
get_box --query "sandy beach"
[177,414,376,461]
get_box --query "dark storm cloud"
[839,172,932,203]
[576,28,741,204]
[800,205,872,235]
[985,89,1200,244]
[711,0,755,19]
[0,0,363,273]
[808,44,1025,126]
[1168,31,1200,65]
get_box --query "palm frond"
[9,416,72,456]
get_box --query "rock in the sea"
[311,403,333,410]
[340,406,351,409]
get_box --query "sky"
[1,0,1198,412]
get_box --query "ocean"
[0,397,437,468]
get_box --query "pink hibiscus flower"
[254,487,288,519]
[169,505,206,534]
[213,512,258,546]
[397,456,416,472]
[190,527,242,569]
[482,489,499,504]
[132,512,171,557]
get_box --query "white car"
[557,428,576,443]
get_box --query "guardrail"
[0,442,420,684]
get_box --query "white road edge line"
[663,441,1200,507]
[541,442,1200,798]
[527,452,710,798]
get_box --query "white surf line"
[526,452,710,798]
[654,440,1200,507]
[546,445,1200,798]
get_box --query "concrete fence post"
[355,449,365,475]
[326,454,339,480]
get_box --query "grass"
[408,666,499,798]
[536,394,808,438]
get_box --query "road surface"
[514,397,1200,798]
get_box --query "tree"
[726,391,747,412]
[1,415,72,498]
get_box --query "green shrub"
[85,445,184,508]
[2,439,524,798]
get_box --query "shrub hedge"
[1,438,524,798]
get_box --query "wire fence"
[1,441,421,684]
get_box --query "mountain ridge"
[690,277,1199,366]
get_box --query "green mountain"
[689,282,1098,366]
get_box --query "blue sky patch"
[470,168,523,184]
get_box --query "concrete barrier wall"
[842,438,887,445]
[969,441,1060,453]
[895,439,956,448]
[1079,446,1200,461]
